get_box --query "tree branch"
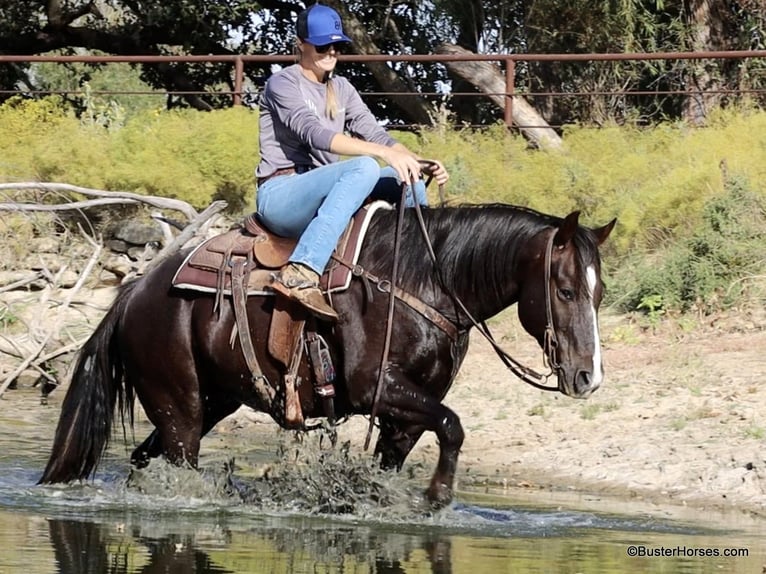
[0,182,199,221]
[323,0,436,125]
[140,199,227,275]
[435,43,562,149]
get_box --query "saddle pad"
[324,200,391,293]
[171,200,391,297]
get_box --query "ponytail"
[325,74,338,120]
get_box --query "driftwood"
[0,182,199,221]
[0,226,101,399]
[0,184,229,397]
[142,200,227,275]
[435,44,562,149]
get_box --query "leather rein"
[362,165,560,449]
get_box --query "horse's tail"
[38,281,138,484]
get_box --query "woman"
[256,3,449,321]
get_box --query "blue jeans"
[256,156,428,273]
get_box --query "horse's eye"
[558,288,575,301]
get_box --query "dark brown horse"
[39,204,615,508]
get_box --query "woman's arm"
[328,132,423,184]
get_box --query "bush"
[0,98,258,211]
[2,97,766,314]
[608,175,766,314]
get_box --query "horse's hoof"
[425,483,453,510]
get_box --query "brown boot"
[271,263,338,321]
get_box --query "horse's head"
[518,211,616,399]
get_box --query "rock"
[28,237,60,253]
[0,270,48,290]
[112,220,164,245]
[106,239,130,253]
[102,254,133,278]
[14,369,41,389]
[56,269,80,288]
[24,253,64,272]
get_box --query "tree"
[0,1,262,111]
[1,1,765,127]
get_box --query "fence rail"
[2,50,766,127]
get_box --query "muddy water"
[1,387,764,574]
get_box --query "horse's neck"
[436,220,529,322]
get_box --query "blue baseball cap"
[296,4,352,46]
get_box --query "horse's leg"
[130,430,161,468]
[131,392,241,469]
[130,396,241,468]
[374,418,425,471]
[373,380,465,509]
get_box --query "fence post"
[504,58,515,129]
[233,56,244,106]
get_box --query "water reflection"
[40,512,765,574]
[45,516,454,574]
[48,519,232,574]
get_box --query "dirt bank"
[390,308,766,518]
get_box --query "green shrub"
[0,99,258,211]
[608,175,766,314]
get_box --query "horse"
[39,203,616,509]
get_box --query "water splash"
[235,432,429,518]
[119,429,429,521]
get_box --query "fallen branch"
[141,199,227,275]
[0,182,199,221]
[0,228,102,400]
[0,338,47,399]
[0,271,44,294]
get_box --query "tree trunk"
[435,44,562,149]
[682,0,732,124]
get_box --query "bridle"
[440,226,562,392]
[363,169,561,447]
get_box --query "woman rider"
[255,3,449,321]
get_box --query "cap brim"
[306,33,352,46]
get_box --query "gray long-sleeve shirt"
[256,64,396,180]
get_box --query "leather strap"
[329,253,459,341]
[230,253,275,405]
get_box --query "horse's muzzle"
[560,368,601,399]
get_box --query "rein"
[411,197,561,392]
[363,166,561,448]
[364,182,408,450]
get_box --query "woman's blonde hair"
[325,75,338,120]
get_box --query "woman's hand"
[381,146,426,185]
[418,159,449,186]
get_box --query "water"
[1,388,764,574]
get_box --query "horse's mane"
[364,203,602,298]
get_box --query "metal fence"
[2,50,766,128]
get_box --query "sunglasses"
[314,42,346,54]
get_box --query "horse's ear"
[592,218,617,246]
[554,211,580,247]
